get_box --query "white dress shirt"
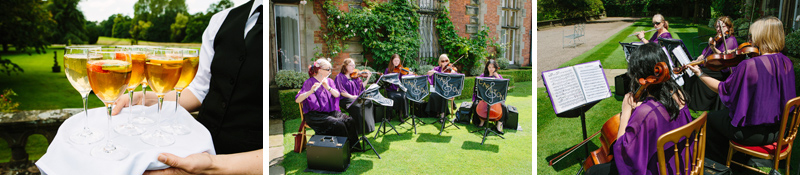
[187,0,262,103]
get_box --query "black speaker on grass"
[306,135,350,172]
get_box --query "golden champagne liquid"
[65,54,102,95]
[145,58,183,95]
[174,56,199,91]
[127,53,146,89]
[87,60,132,103]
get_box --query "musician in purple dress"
[383,54,413,123]
[335,58,374,133]
[295,59,358,146]
[636,14,672,44]
[684,16,739,111]
[587,43,692,175]
[426,54,457,122]
[471,59,507,134]
[688,16,796,162]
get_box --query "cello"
[582,62,671,170]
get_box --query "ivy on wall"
[320,0,421,71]
[435,7,488,75]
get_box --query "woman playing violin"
[587,43,692,175]
[383,54,413,123]
[684,16,738,111]
[689,17,796,163]
[426,54,458,122]
[335,58,374,133]
[636,14,672,44]
[295,58,358,148]
[472,59,507,134]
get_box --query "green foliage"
[496,57,510,70]
[99,16,116,37]
[0,0,56,54]
[0,89,20,113]
[170,13,189,42]
[435,8,489,76]
[539,0,604,20]
[470,59,485,76]
[84,21,100,44]
[275,70,309,89]
[498,69,532,82]
[47,0,89,44]
[182,12,211,43]
[0,56,23,76]
[207,0,234,14]
[130,20,152,45]
[415,64,434,75]
[787,30,800,58]
[279,89,302,119]
[733,18,752,42]
[710,0,746,19]
[321,0,420,70]
[112,14,133,38]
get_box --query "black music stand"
[349,84,392,159]
[429,72,464,135]
[401,75,429,134]
[469,77,509,145]
[374,73,405,138]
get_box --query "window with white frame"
[417,0,441,61]
[500,0,519,64]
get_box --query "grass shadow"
[460,140,500,153]
[545,142,601,172]
[282,150,376,174]
[415,133,453,143]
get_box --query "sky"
[80,0,249,22]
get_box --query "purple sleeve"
[295,78,315,114]
[428,66,441,85]
[614,102,661,175]
[718,60,758,125]
[330,78,341,111]
[724,36,738,51]
[334,73,346,93]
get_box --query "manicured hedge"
[499,69,533,82]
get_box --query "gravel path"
[536,17,641,87]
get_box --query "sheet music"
[672,45,694,76]
[574,61,611,102]
[661,47,684,86]
[542,67,585,114]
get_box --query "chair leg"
[726,143,734,167]
[785,153,791,175]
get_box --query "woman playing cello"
[472,59,507,134]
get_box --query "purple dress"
[718,53,796,127]
[334,73,375,132]
[613,98,693,175]
[383,68,408,117]
[296,77,340,114]
[648,32,673,44]
[335,73,364,98]
[384,68,405,92]
[700,36,738,57]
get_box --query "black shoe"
[493,127,505,135]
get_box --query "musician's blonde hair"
[653,14,669,30]
[439,54,449,62]
[340,58,354,74]
[750,16,784,53]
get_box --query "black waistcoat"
[197,0,263,154]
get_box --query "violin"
[673,42,758,74]
[583,62,671,170]
[349,69,382,79]
[392,66,412,75]
[442,55,466,73]
[476,100,503,120]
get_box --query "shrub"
[275,70,308,89]
[496,57,510,70]
[733,18,751,42]
[499,69,533,82]
[415,64,435,75]
[0,89,20,113]
[279,89,302,119]
[470,60,485,76]
[787,30,800,58]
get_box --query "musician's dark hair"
[627,43,687,120]
[482,59,500,77]
[387,54,402,72]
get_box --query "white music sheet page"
[672,45,694,76]
[542,67,585,114]
[574,61,611,103]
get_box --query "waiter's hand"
[143,153,215,175]
[111,92,140,116]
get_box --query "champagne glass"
[65,46,104,144]
[87,48,132,160]
[113,47,146,136]
[138,46,163,122]
[162,48,198,135]
[140,49,183,147]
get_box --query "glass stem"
[105,103,114,151]
[82,94,90,131]
[175,90,181,113]
[128,89,134,124]
[158,96,164,126]
[141,84,147,115]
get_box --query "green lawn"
[282,81,534,174]
[560,17,706,69]
[537,87,800,174]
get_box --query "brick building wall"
[522,0,532,66]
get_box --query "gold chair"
[656,111,708,175]
[293,103,312,153]
[726,96,800,175]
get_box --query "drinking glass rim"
[65,46,101,50]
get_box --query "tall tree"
[47,0,88,45]
[112,14,132,38]
[99,15,116,37]
[170,13,189,42]
[0,0,56,53]
[130,20,152,44]
[207,0,234,14]
[85,21,100,44]
[182,12,211,43]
